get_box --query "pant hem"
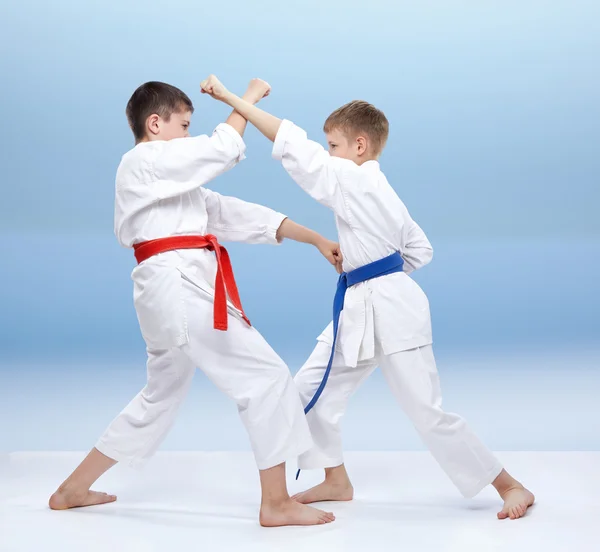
[95,440,146,470]
[298,455,345,471]
[459,463,504,498]
[256,435,314,471]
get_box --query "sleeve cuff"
[272,119,296,161]
[215,122,247,162]
[267,213,288,245]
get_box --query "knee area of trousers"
[293,369,316,393]
[143,371,191,398]
[262,362,295,394]
[414,408,461,434]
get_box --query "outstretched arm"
[202,188,343,272]
[276,218,343,273]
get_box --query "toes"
[319,513,334,524]
[86,492,117,506]
[315,507,335,523]
[497,510,508,520]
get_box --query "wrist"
[221,90,236,106]
[242,92,260,105]
[310,233,323,247]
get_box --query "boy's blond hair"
[323,100,389,155]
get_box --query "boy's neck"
[355,156,379,166]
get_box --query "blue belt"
[296,251,404,479]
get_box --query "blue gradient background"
[1,1,598,452]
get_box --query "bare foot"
[49,487,117,510]
[259,499,335,527]
[292,479,354,504]
[497,486,535,520]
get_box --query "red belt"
[133,235,251,331]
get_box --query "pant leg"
[179,278,313,470]
[379,345,503,497]
[294,340,378,470]
[96,346,196,467]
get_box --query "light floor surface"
[2,451,598,552]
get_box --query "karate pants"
[96,277,313,470]
[294,341,503,498]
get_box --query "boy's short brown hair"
[324,100,389,155]
[126,81,194,141]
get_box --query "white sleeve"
[201,187,287,245]
[272,119,356,222]
[150,123,246,200]
[401,218,433,274]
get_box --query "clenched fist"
[244,78,271,104]
[200,75,228,100]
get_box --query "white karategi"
[96,123,312,470]
[273,120,503,497]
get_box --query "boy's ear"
[147,114,161,136]
[356,135,367,156]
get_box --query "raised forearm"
[224,92,262,137]
[222,93,282,142]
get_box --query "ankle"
[261,496,291,509]
[492,470,523,495]
[324,466,352,486]
[57,479,89,496]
